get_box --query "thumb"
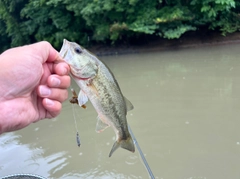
[27,41,62,64]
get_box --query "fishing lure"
[70,88,86,109]
[76,132,81,147]
[70,88,82,147]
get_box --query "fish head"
[59,39,98,79]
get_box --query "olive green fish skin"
[59,39,135,157]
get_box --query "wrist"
[0,101,9,134]
[0,99,19,134]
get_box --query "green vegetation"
[0,0,239,52]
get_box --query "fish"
[59,39,135,157]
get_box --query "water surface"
[1,43,240,179]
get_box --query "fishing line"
[71,87,81,147]
[71,103,79,131]
[128,125,155,179]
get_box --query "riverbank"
[89,31,240,56]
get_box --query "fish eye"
[74,47,82,54]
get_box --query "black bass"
[59,39,135,157]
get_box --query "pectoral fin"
[78,90,88,107]
[124,97,134,111]
[96,116,109,133]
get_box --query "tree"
[0,0,239,52]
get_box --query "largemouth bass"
[59,39,135,157]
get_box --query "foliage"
[0,0,239,52]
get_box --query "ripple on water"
[184,177,207,179]
[125,154,138,165]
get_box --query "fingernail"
[45,98,54,106]
[39,86,51,96]
[51,77,61,86]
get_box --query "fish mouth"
[59,39,92,81]
[59,39,70,60]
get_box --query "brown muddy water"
[1,43,240,179]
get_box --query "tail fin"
[109,136,135,157]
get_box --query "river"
[1,43,240,179]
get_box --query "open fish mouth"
[59,39,68,58]
[59,39,74,64]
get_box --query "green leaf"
[162,25,196,39]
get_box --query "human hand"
[0,41,70,134]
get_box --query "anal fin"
[96,116,109,133]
